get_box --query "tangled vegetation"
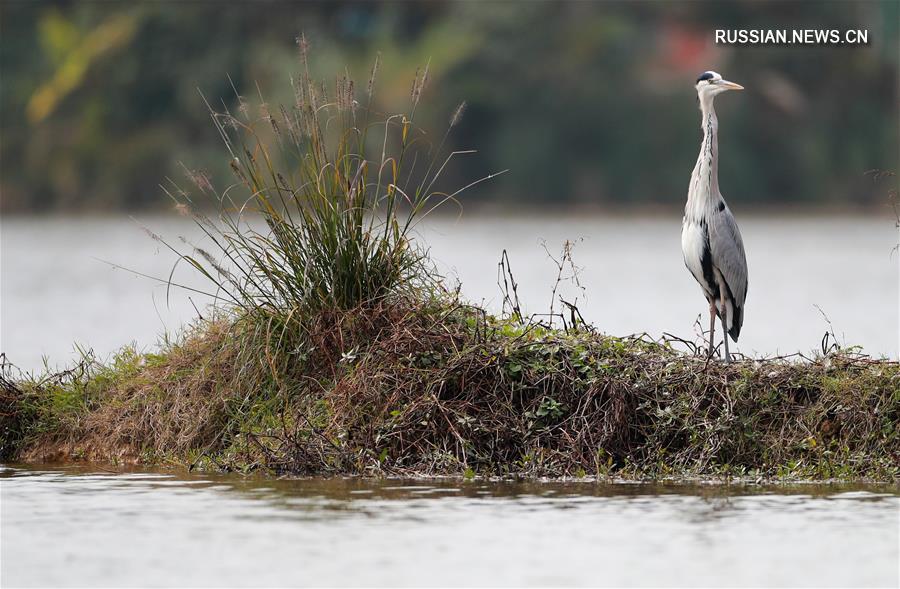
[2,48,898,481]
[2,299,898,480]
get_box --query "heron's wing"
[708,206,748,308]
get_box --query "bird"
[681,70,749,363]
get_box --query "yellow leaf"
[28,12,139,123]
[38,9,80,65]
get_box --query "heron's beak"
[719,80,744,91]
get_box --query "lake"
[2,465,898,587]
[2,214,897,372]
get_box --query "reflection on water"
[2,465,898,587]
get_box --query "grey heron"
[681,70,748,363]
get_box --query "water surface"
[1,465,897,587]
[2,214,897,371]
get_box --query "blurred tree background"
[1,0,897,213]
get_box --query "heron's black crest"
[696,71,715,83]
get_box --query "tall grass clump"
[1,43,507,467]
[166,39,494,320]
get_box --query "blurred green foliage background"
[1,1,897,213]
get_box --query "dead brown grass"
[4,299,899,480]
[81,320,239,460]
[13,320,239,463]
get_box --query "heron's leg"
[719,289,731,363]
[720,313,730,362]
[707,299,717,358]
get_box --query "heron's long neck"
[690,98,720,204]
